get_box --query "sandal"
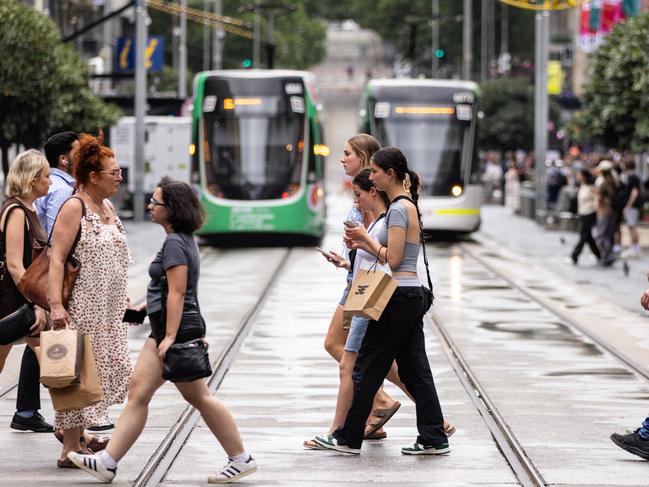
[364,430,387,440]
[365,401,401,437]
[57,450,85,468]
[303,439,324,450]
[445,423,456,437]
[53,431,109,452]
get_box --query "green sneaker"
[401,442,450,455]
[314,434,361,455]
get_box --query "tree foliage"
[571,13,649,152]
[0,0,120,176]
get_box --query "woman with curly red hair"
[48,134,133,467]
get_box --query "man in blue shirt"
[36,132,79,235]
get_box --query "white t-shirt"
[352,214,391,276]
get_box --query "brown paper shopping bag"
[37,335,104,412]
[343,267,398,321]
[39,327,83,388]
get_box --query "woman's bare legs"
[330,350,357,432]
[323,304,347,363]
[105,338,165,462]
[60,427,83,462]
[0,345,11,372]
[176,380,245,457]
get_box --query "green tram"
[360,79,482,234]
[190,70,327,244]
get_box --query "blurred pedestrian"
[622,160,642,259]
[0,150,52,433]
[571,169,600,265]
[481,154,502,203]
[48,134,133,467]
[316,147,448,456]
[35,131,79,236]
[596,169,617,266]
[68,178,256,484]
[610,272,649,460]
[504,159,520,213]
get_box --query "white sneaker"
[67,451,116,483]
[314,434,361,454]
[208,456,257,484]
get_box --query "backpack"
[612,181,628,213]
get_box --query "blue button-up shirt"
[35,167,76,236]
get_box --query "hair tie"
[403,172,411,192]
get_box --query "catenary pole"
[463,0,472,79]
[213,0,223,69]
[134,0,147,222]
[534,10,549,223]
[179,0,187,98]
[431,0,439,78]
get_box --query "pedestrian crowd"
[0,132,256,484]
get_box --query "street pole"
[134,0,147,222]
[202,0,209,70]
[267,13,274,69]
[431,0,439,78]
[103,0,112,94]
[253,0,260,68]
[463,0,472,80]
[534,11,549,223]
[179,0,187,98]
[500,3,508,57]
[481,0,488,81]
[213,0,223,69]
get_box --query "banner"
[580,0,641,52]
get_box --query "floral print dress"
[54,206,133,430]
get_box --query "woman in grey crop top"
[317,146,449,455]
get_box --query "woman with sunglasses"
[68,178,256,484]
[48,134,133,467]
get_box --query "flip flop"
[445,424,456,437]
[54,431,109,452]
[365,401,401,437]
[364,430,387,440]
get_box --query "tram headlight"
[451,185,463,197]
[188,144,196,156]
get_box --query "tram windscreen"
[372,103,468,196]
[201,77,306,200]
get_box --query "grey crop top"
[375,200,420,273]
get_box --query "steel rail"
[461,242,649,383]
[428,311,546,487]
[133,248,291,487]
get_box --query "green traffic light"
[435,49,445,59]
[242,58,252,68]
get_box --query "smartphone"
[315,247,336,260]
[343,219,359,228]
[123,308,147,324]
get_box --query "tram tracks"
[427,240,649,486]
[133,248,291,487]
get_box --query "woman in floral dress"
[48,134,132,467]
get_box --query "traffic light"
[242,58,252,68]
[435,49,445,59]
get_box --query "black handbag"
[0,303,36,346]
[162,338,212,383]
[391,195,435,313]
[160,274,211,383]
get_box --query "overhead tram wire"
[146,0,254,40]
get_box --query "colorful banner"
[580,0,641,52]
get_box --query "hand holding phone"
[316,247,336,260]
[343,219,360,228]
[123,308,147,324]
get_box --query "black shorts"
[148,310,205,346]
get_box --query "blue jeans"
[639,418,649,439]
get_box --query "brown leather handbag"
[17,197,86,311]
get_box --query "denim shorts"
[339,271,354,306]
[344,315,369,352]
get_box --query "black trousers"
[16,346,41,412]
[572,212,600,261]
[333,287,447,449]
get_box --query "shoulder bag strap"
[49,196,87,259]
[388,195,433,293]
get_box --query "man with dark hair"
[622,159,642,258]
[35,131,79,235]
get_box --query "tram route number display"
[498,0,588,10]
[228,207,276,231]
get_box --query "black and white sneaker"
[208,456,257,484]
[401,442,450,455]
[67,451,116,483]
[314,434,361,455]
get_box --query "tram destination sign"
[498,0,588,10]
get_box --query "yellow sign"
[547,61,564,95]
[498,0,588,10]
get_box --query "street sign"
[547,60,564,94]
[498,0,588,10]
[116,36,164,72]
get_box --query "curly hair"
[159,177,205,234]
[71,133,115,186]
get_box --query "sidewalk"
[479,205,649,318]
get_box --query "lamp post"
[134,0,148,222]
